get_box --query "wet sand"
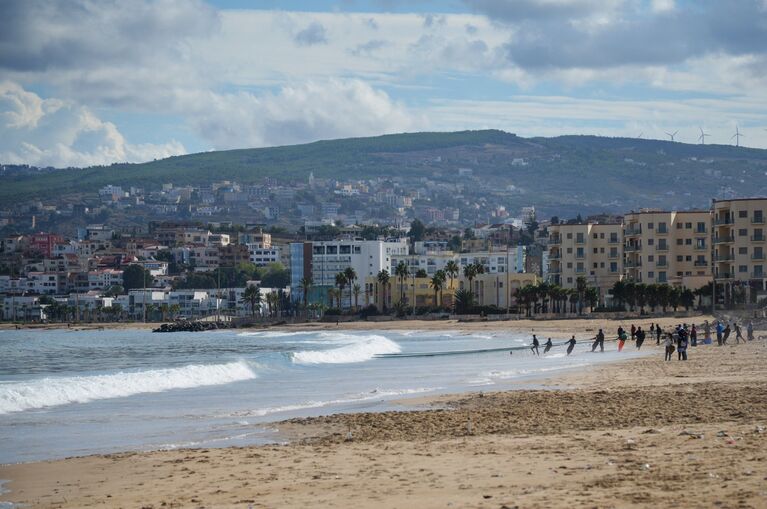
[1,319,765,508]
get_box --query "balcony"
[608,238,620,244]
[548,252,561,260]
[715,254,734,262]
[549,236,561,245]
[752,253,765,261]
[608,252,620,259]
[751,272,765,279]
[655,245,669,251]
[694,244,708,250]
[714,235,735,244]
[717,273,734,280]
[656,261,668,267]
[548,267,561,274]
[694,260,708,267]
[624,226,642,236]
[752,235,765,242]
[656,228,669,235]
[715,217,734,226]
[695,228,707,234]
[752,217,765,224]
[624,244,641,252]
[625,260,642,269]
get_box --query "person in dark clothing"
[543,337,553,354]
[630,324,636,341]
[690,324,697,347]
[591,329,605,352]
[677,327,688,361]
[723,324,731,345]
[530,334,540,356]
[734,322,745,344]
[716,321,724,346]
[566,335,577,355]
[655,324,662,345]
[635,326,645,350]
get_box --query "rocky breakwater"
[153,320,235,333]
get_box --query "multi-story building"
[623,210,710,289]
[289,239,408,306]
[548,222,623,301]
[712,198,767,303]
[247,245,281,267]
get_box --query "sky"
[1,0,766,168]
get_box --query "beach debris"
[624,438,637,450]
[641,463,651,470]
[642,428,661,434]
[679,430,704,438]
[754,425,765,434]
[716,431,729,437]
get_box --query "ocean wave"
[292,334,401,364]
[0,361,257,415]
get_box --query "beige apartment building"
[623,210,711,289]
[712,198,767,303]
[548,223,623,301]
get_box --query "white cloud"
[651,0,675,13]
[0,82,185,167]
[182,79,424,149]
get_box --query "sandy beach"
[2,316,766,508]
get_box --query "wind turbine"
[731,125,744,147]
[698,127,710,144]
[665,130,678,142]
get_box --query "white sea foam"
[0,361,257,415]
[292,334,401,364]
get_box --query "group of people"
[529,318,758,360]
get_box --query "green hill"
[2,130,767,214]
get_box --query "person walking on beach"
[690,323,697,347]
[656,324,663,345]
[748,321,754,341]
[635,326,645,350]
[734,322,745,344]
[703,320,712,345]
[617,328,628,352]
[630,324,636,341]
[677,326,689,361]
[543,337,553,354]
[530,334,540,356]
[723,323,731,345]
[566,335,577,355]
[716,321,724,346]
[591,329,605,352]
[664,332,675,361]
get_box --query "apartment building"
[623,210,710,289]
[712,198,767,300]
[548,222,623,299]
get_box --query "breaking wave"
[0,361,257,414]
[292,334,401,364]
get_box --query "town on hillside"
[1,187,765,323]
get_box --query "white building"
[87,269,124,290]
[309,239,408,288]
[248,244,281,267]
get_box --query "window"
[593,233,598,239]
[755,265,764,277]
[697,222,706,233]
[686,238,692,245]
[648,255,655,262]
[567,262,573,268]
[567,277,573,284]
[566,233,572,239]
[739,247,748,255]
[696,238,706,249]
[739,228,748,236]
[593,248,599,254]
[648,271,655,278]
[677,272,683,277]
[593,262,598,269]
[676,222,683,229]
[739,265,748,273]
[576,262,584,273]
[648,239,655,246]
[686,256,692,261]
[739,210,748,218]
[600,262,605,268]
[677,255,684,262]
[685,222,692,229]
[648,222,654,229]
[610,262,618,273]
[600,233,605,239]
[576,233,584,243]
[755,211,764,223]
[600,247,605,253]
[658,272,667,282]
[576,247,585,258]
[658,222,667,233]
[676,239,684,245]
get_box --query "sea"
[0,327,647,464]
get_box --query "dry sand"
[2,316,766,508]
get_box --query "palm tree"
[335,272,348,310]
[394,261,409,305]
[635,283,647,313]
[444,260,459,290]
[343,267,357,309]
[240,284,262,317]
[646,284,660,312]
[299,277,313,308]
[430,270,446,308]
[377,269,390,312]
[463,262,485,297]
[169,303,181,320]
[624,281,637,311]
[611,280,627,310]
[576,276,588,315]
[352,283,361,311]
[327,288,339,309]
[159,303,169,322]
[454,288,474,314]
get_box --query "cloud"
[350,39,390,56]
[0,0,219,72]
[0,82,185,167]
[294,22,329,46]
[183,79,423,149]
[467,0,767,71]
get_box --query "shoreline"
[1,337,764,508]
[0,313,717,334]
